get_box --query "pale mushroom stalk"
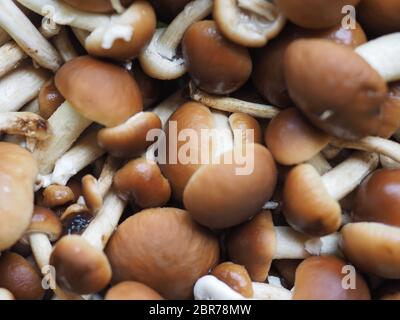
[0,0,62,71]
[0,41,27,78]
[0,112,50,140]
[306,153,332,175]
[0,64,49,112]
[52,28,79,62]
[0,288,14,300]
[111,0,125,14]
[139,0,213,80]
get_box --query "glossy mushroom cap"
[275,0,361,29]
[227,211,276,282]
[26,206,62,241]
[184,143,278,229]
[105,281,164,300]
[0,253,44,300]
[62,0,133,13]
[265,108,331,165]
[149,0,191,22]
[182,20,252,95]
[81,175,102,212]
[98,112,161,158]
[50,235,112,294]
[229,113,262,148]
[211,262,254,298]
[39,78,65,119]
[55,56,142,127]
[341,222,400,279]
[293,256,371,300]
[284,39,388,140]
[113,158,171,208]
[42,185,75,208]
[105,208,220,300]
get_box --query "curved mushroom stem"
[380,154,400,169]
[0,41,27,78]
[0,112,50,140]
[111,0,125,14]
[52,28,78,62]
[355,33,400,82]
[190,83,280,118]
[16,0,111,31]
[306,153,332,175]
[0,0,62,71]
[0,64,49,112]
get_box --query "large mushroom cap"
[55,56,142,127]
[284,39,388,140]
[105,281,164,300]
[105,207,220,300]
[293,256,371,300]
[62,0,133,13]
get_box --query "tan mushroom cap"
[377,81,400,138]
[62,0,133,13]
[55,56,142,127]
[105,208,220,300]
[26,206,62,241]
[50,235,112,294]
[105,281,164,300]
[227,211,276,282]
[265,108,331,165]
[0,252,44,300]
[114,158,171,208]
[184,143,277,229]
[284,39,388,140]
[341,222,400,279]
[283,164,341,236]
[229,112,262,147]
[293,256,371,300]
[42,185,75,208]
[98,112,161,158]
[39,78,65,119]
[81,175,103,212]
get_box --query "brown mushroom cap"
[39,78,65,119]
[182,20,252,95]
[97,112,162,158]
[50,235,112,294]
[353,169,400,227]
[149,0,191,22]
[377,81,400,138]
[341,222,400,279]
[0,252,44,300]
[81,175,102,212]
[275,0,361,29]
[26,206,62,241]
[62,0,133,13]
[229,113,262,147]
[265,108,331,165]
[284,39,388,140]
[293,255,371,300]
[211,262,254,298]
[105,281,164,300]
[283,164,341,236]
[114,158,171,208]
[184,143,277,229]
[55,56,142,127]
[42,185,75,208]
[227,211,276,282]
[105,207,220,300]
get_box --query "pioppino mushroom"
[105,281,164,300]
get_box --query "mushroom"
[106,207,220,299]
[229,112,262,148]
[0,41,27,78]
[214,0,286,47]
[0,288,15,300]
[105,281,164,300]
[182,20,252,95]
[227,211,341,282]
[39,78,65,119]
[139,0,213,80]
[380,155,400,170]
[273,259,302,288]
[292,255,371,300]
[41,185,75,208]
[52,28,79,63]
[0,252,44,300]
[283,152,378,236]
[0,112,50,140]
[61,0,133,13]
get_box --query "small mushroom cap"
[211,262,254,298]
[62,0,133,13]
[227,211,276,282]
[81,175,102,212]
[98,112,162,158]
[184,144,278,229]
[26,206,62,241]
[149,0,191,22]
[50,235,112,294]
[377,81,400,138]
[229,112,262,147]
[105,281,164,300]
[182,20,252,95]
[293,256,371,300]
[105,207,220,300]
[275,0,361,29]
[0,252,44,300]
[341,222,400,279]
[0,288,15,300]
[39,78,65,119]
[265,108,331,165]
[283,164,341,236]
[114,158,171,208]
[284,39,388,140]
[55,56,142,127]
[42,185,75,208]
[353,169,400,227]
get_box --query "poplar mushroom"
[38,78,65,119]
[42,185,75,208]
[105,281,164,300]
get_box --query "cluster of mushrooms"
[0,0,399,301]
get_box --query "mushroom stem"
[97,156,120,198]
[380,154,400,169]
[52,28,79,62]
[0,0,62,71]
[252,282,292,300]
[16,0,111,31]
[0,288,14,300]
[190,83,280,118]
[0,64,49,113]
[355,33,400,82]
[111,0,125,14]
[33,101,92,175]
[0,112,50,140]
[306,153,332,175]
[0,41,27,78]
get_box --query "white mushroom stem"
[52,28,78,62]
[0,41,27,78]
[0,112,50,140]
[97,156,120,198]
[355,33,400,82]
[0,64,49,112]
[111,0,125,14]
[252,282,292,300]
[51,128,106,186]
[0,0,62,71]
[0,27,10,46]
[380,154,400,169]
[306,153,332,175]
[0,288,15,300]
[33,101,92,175]
[16,0,111,31]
